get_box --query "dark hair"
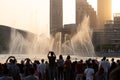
[41,59,44,63]
[103,57,106,60]
[80,59,83,63]
[9,59,13,63]
[49,51,54,56]
[111,58,114,62]
[59,55,63,59]
[67,55,70,59]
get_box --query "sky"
[0,0,50,35]
[0,0,120,34]
[87,0,97,11]
[112,0,120,13]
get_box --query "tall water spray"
[61,16,95,56]
[9,29,62,55]
[71,16,95,57]
[9,16,95,57]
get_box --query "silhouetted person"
[18,60,24,77]
[95,66,105,80]
[0,63,3,77]
[24,67,39,80]
[99,57,110,80]
[6,56,20,80]
[84,63,94,80]
[92,60,98,74]
[57,55,64,80]
[64,55,72,80]
[0,64,13,80]
[38,59,46,80]
[109,66,120,80]
[47,51,56,80]
[23,58,33,77]
[76,59,84,80]
[109,58,117,73]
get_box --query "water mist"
[9,16,95,57]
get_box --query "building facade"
[50,0,63,37]
[97,0,112,30]
[76,0,97,29]
[93,13,120,52]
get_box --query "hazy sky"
[87,0,97,11]
[0,0,120,34]
[0,0,49,34]
[0,0,75,34]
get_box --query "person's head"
[111,58,114,62]
[109,67,120,80]
[80,59,83,63]
[117,59,120,64]
[34,60,40,64]
[45,61,48,64]
[51,52,54,55]
[106,59,109,62]
[21,60,24,64]
[49,51,55,56]
[13,59,17,64]
[41,59,44,63]
[103,56,106,61]
[26,58,31,64]
[67,55,70,60]
[59,55,63,59]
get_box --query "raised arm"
[53,53,56,57]
[47,51,51,57]
[5,56,16,63]
[24,58,33,64]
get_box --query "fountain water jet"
[8,16,95,58]
[71,16,95,57]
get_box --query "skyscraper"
[97,0,112,29]
[76,0,97,29]
[50,0,63,37]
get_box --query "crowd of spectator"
[0,51,120,80]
